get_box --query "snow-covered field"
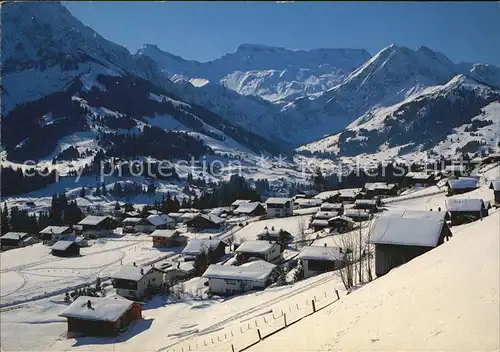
[0,234,173,307]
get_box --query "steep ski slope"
[297,75,500,158]
[249,210,499,352]
[137,43,371,103]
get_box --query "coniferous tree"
[1,203,11,235]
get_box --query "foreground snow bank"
[249,210,500,351]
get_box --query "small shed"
[337,188,363,204]
[297,245,345,278]
[185,214,224,231]
[235,240,282,263]
[59,296,142,337]
[446,198,486,225]
[203,260,277,296]
[51,240,80,257]
[368,216,451,277]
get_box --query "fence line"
[167,289,342,352]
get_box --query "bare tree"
[297,218,307,247]
[337,233,356,290]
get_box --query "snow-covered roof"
[385,210,447,221]
[234,202,263,214]
[231,199,251,206]
[167,212,183,218]
[1,232,29,240]
[180,212,200,220]
[265,197,292,205]
[368,216,445,247]
[314,211,339,220]
[59,296,135,322]
[338,188,363,198]
[146,214,174,226]
[295,198,322,207]
[447,199,484,212]
[78,215,110,226]
[203,261,276,282]
[51,240,77,251]
[447,178,478,189]
[150,229,180,238]
[122,217,142,224]
[314,190,340,200]
[112,265,155,281]
[147,210,162,215]
[343,209,371,218]
[182,239,225,256]
[208,207,231,216]
[355,199,377,206]
[311,219,329,227]
[320,203,343,211]
[236,240,275,254]
[179,208,199,213]
[406,172,433,180]
[490,180,500,191]
[39,226,70,234]
[297,246,344,261]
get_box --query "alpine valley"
[1,1,499,201]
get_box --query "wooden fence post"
[257,329,262,341]
[312,300,316,312]
[335,289,340,300]
[284,313,287,327]
[231,344,235,352]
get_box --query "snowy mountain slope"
[283,45,500,144]
[297,75,500,158]
[136,43,371,103]
[1,1,287,163]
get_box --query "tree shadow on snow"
[70,318,154,347]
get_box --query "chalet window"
[225,279,239,285]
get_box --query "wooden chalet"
[51,240,80,257]
[59,296,142,337]
[368,215,451,277]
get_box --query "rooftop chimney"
[324,243,327,247]
[133,262,136,267]
[87,300,92,309]
[209,236,212,240]
[177,262,180,269]
[140,268,144,275]
[340,247,343,254]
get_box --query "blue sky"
[63,1,500,65]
